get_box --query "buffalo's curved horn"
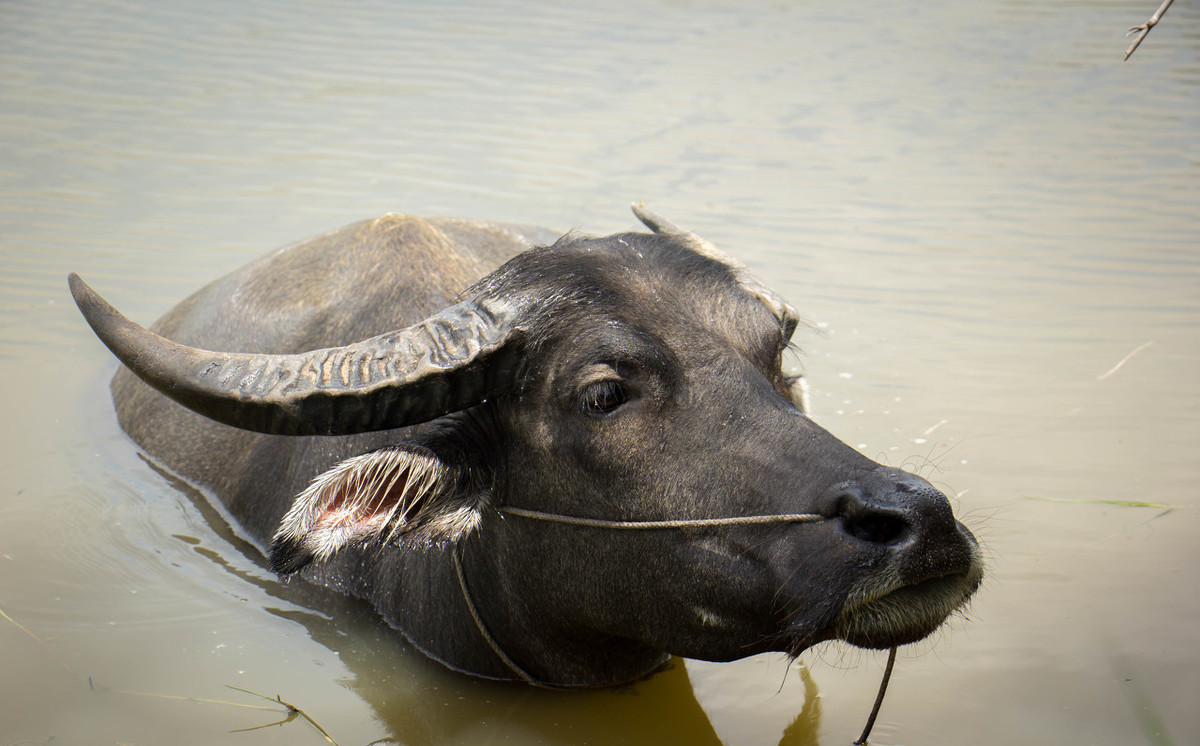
[68,273,525,436]
[631,203,800,340]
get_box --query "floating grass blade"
[1023,496,1178,509]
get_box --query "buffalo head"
[70,206,982,687]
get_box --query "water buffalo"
[69,205,982,688]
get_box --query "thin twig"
[2,603,342,739]
[229,711,299,734]
[1,604,79,676]
[1115,507,1175,537]
[1097,341,1154,380]
[106,687,278,711]
[1,605,46,643]
[227,685,342,746]
[854,646,898,745]
[1125,0,1175,61]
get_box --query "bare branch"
[228,686,342,745]
[1125,0,1175,61]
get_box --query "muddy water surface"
[2,1,1198,744]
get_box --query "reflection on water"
[2,0,1198,744]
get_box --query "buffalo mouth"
[830,559,984,650]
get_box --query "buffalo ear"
[786,373,810,415]
[269,446,482,574]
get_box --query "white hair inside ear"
[786,373,810,415]
[273,446,480,568]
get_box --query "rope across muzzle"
[497,507,826,530]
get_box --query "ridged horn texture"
[631,203,800,340]
[68,273,525,436]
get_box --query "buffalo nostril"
[842,511,910,545]
[830,488,913,546]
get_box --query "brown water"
[2,1,1198,744]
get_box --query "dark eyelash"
[582,380,628,416]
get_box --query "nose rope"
[455,508,828,687]
[498,506,826,530]
[452,546,546,687]
[473,504,905,739]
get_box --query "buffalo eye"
[581,379,628,417]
